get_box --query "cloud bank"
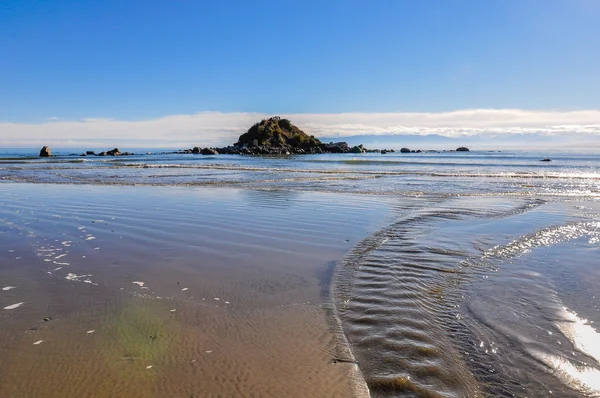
[1,109,600,150]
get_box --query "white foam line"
[2,286,16,291]
[85,236,95,241]
[54,254,67,259]
[33,340,43,345]
[132,281,145,287]
[181,288,188,291]
[53,262,70,266]
[4,302,24,310]
[556,307,600,364]
[87,330,95,334]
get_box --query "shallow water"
[1,149,599,197]
[337,197,600,397]
[0,184,390,397]
[1,149,600,397]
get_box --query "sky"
[1,0,599,149]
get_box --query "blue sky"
[1,0,599,148]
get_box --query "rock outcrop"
[40,146,51,157]
[350,145,364,154]
[201,148,219,155]
[207,117,366,155]
[235,117,321,150]
[95,148,133,156]
[456,147,470,152]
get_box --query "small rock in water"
[39,146,51,157]
[146,365,153,369]
[540,158,552,162]
[43,317,52,322]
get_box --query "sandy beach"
[0,184,391,397]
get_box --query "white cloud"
[1,109,600,148]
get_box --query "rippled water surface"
[1,148,600,397]
[1,149,599,197]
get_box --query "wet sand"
[0,184,391,397]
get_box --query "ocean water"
[1,149,599,197]
[1,148,600,397]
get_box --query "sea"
[1,148,599,397]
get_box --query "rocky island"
[177,116,378,155]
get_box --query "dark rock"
[39,146,51,157]
[350,145,364,154]
[192,147,201,154]
[106,148,121,156]
[86,151,95,155]
[320,142,350,153]
[456,147,470,152]
[235,116,320,149]
[80,153,87,157]
[201,147,219,155]
[540,158,552,162]
[381,150,387,154]
[400,148,411,153]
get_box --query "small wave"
[484,222,600,259]
[555,307,600,364]
[528,349,600,396]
